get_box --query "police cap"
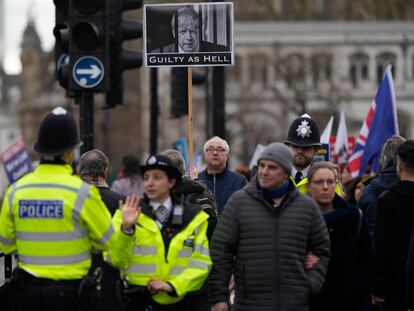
[140,154,182,183]
[33,107,83,156]
[285,114,321,147]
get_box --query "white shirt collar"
[150,196,173,213]
[291,165,311,179]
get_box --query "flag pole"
[187,67,194,170]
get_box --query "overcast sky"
[3,0,54,74]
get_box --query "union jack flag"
[348,65,399,178]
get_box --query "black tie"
[155,205,169,225]
[295,171,302,184]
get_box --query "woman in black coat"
[307,162,373,311]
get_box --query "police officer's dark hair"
[397,140,414,173]
[379,135,406,170]
[79,149,109,178]
[160,149,185,176]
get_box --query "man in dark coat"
[358,135,406,244]
[406,231,414,311]
[79,149,126,215]
[79,149,125,311]
[372,140,414,311]
[209,142,330,311]
[198,136,247,213]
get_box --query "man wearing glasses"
[198,136,247,213]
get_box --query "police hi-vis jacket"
[0,163,115,280]
[107,199,212,305]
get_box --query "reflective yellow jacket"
[107,200,212,305]
[292,176,309,194]
[0,163,115,280]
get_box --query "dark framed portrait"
[144,2,234,67]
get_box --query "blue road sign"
[57,54,69,71]
[72,56,105,88]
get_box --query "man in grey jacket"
[209,142,330,311]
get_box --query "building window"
[311,53,332,87]
[349,52,369,88]
[281,53,306,88]
[249,53,269,88]
[376,52,396,84]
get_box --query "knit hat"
[257,142,293,174]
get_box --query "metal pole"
[212,66,226,139]
[150,68,158,155]
[79,91,95,154]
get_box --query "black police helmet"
[285,114,321,147]
[33,107,83,156]
[140,154,182,183]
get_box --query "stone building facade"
[224,21,414,165]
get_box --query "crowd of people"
[0,106,414,311]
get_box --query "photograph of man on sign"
[144,2,234,67]
[152,6,227,53]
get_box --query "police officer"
[0,107,116,311]
[285,114,321,193]
[107,154,212,311]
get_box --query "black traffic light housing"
[68,0,108,92]
[53,0,70,89]
[171,68,206,118]
[106,0,143,108]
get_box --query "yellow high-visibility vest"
[291,176,309,193]
[0,164,115,280]
[107,207,211,305]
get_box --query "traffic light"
[106,0,143,108]
[68,0,108,92]
[53,0,70,89]
[171,68,206,118]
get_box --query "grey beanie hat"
[258,142,293,174]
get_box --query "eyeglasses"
[206,147,226,153]
[311,179,336,186]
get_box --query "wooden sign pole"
[187,67,194,170]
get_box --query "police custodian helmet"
[285,114,321,147]
[140,154,183,183]
[33,107,83,156]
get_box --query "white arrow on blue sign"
[57,54,69,71]
[72,56,105,88]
